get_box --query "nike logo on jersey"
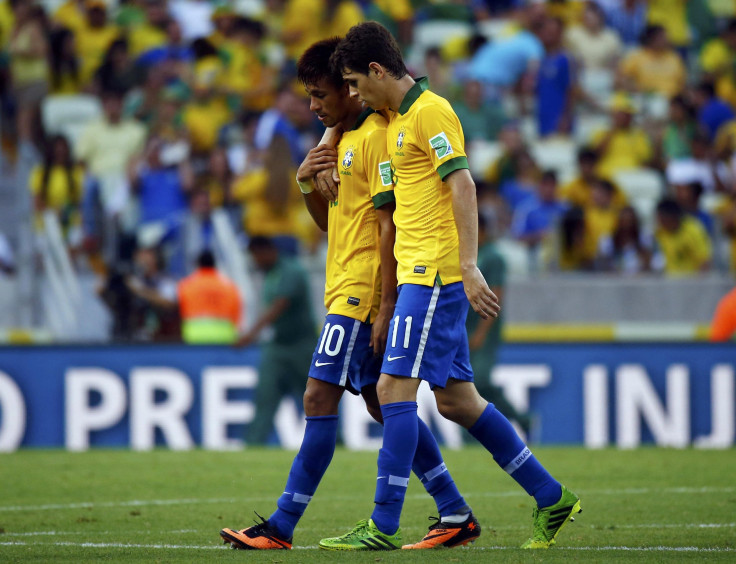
[315,360,335,367]
[386,355,406,362]
[377,476,386,480]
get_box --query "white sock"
[440,513,469,524]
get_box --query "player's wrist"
[296,175,314,194]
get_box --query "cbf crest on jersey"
[397,126,406,149]
[342,145,355,170]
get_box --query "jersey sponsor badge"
[342,145,355,169]
[429,132,453,159]
[378,161,392,186]
[413,266,427,274]
[347,296,360,306]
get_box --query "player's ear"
[368,62,384,79]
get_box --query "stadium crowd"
[1,0,736,339]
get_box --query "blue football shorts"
[308,313,382,395]
[380,281,474,388]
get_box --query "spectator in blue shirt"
[536,16,576,137]
[512,170,569,244]
[602,0,647,47]
[469,5,545,90]
[131,137,193,228]
[512,170,569,271]
[693,81,736,141]
[499,150,540,212]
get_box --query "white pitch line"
[1,486,733,513]
[0,541,733,553]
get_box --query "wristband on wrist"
[296,176,314,194]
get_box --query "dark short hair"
[578,147,599,163]
[234,16,265,41]
[687,181,704,200]
[656,198,682,218]
[331,21,408,79]
[593,178,615,193]
[298,37,345,90]
[696,81,716,99]
[541,170,557,183]
[641,24,665,46]
[198,249,216,268]
[248,235,276,252]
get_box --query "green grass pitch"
[1,447,734,562]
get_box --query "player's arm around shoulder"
[445,168,500,320]
[297,147,333,232]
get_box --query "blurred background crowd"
[0,0,735,342]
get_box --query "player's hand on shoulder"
[462,266,500,320]
[297,145,338,183]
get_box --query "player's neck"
[338,103,365,131]
[387,75,416,112]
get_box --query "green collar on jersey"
[352,108,375,130]
[398,76,429,115]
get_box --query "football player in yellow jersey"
[220,37,475,551]
[323,22,581,551]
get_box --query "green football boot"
[521,485,582,549]
[319,519,402,551]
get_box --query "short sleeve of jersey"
[416,101,468,181]
[363,127,395,209]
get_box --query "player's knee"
[435,396,464,423]
[302,384,340,417]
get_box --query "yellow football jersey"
[324,110,395,322]
[386,77,469,287]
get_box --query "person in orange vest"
[178,250,241,344]
[710,287,736,342]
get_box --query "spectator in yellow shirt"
[560,147,628,209]
[53,0,86,34]
[716,193,736,272]
[584,178,621,258]
[591,93,653,179]
[182,44,231,155]
[556,206,596,271]
[699,20,736,108]
[646,0,690,49]
[281,0,323,61]
[617,25,686,98]
[208,5,237,48]
[322,0,364,39]
[29,134,84,244]
[364,0,413,46]
[654,198,712,275]
[126,0,169,57]
[0,0,14,49]
[49,27,82,94]
[222,17,274,112]
[74,1,120,86]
